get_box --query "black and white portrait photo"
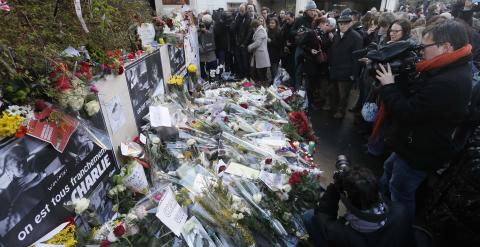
[125,49,164,131]
[168,45,186,75]
[0,126,117,246]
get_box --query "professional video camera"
[354,40,423,83]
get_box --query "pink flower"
[89,85,99,93]
[242,82,253,88]
[0,0,11,12]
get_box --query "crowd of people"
[194,0,480,246]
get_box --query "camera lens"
[336,154,350,169]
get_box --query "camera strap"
[339,192,388,223]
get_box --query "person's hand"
[311,49,319,55]
[328,32,334,40]
[367,26,377,35]
[284,47,290,53]
[358,57,371,64]
[349,75,355,81]
[376,63,395,86]
[286,41,291,46]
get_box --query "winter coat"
[198,25,217,63]
[329,27,363,81]
[381,56,472,172]
[290,14,314,37]
[233,13,253,47]
[267,28,283,64]
[303,29,331,75]
[214,18,228,51]
[314,184,416,247]
[248,26,271,68]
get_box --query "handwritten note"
[156,187,188,236]
[149,105,172,127]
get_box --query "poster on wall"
[168,45,186,76]
[0,126,117,247]
[125,49,164,131]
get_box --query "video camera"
[354,40,423,83]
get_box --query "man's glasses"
[419,43,440,50]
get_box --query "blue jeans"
[303,209,329,247]
[380,153,427,222]
[294,47,304,90]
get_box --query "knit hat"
[305,0,317,11]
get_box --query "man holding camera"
[375,20,473,222]
[303,165,416,247]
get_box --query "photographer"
[303,165,415,247]
[375,20,473,222]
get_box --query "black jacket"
[214,19,228,51]
[381,55,473,172]
[281,22,296,53]
[233,13,252,47]
[267,28,283,63]
[329,27,363,81]
[303,29,331,75]
[290,14,314,37]
[314,184,416,247]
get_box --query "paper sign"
[123,163,149,193]
[149,105,172,127]
[156,187,188,236]
[106,95,126,133]
[259,171,286,191]
[137,23,156,48]
[27,107,79,153]
[224,162,260,179]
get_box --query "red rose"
[34,99,48,112]
[118,66,124,75]
[56,76,70,90]
[113,224,126,237]
[15,126,27,138]
[265,158,272,165]
[127,52,136,60]
[288,172,303,185]
[100,240,111,247]
[224,116,229,122]
[239,103,249,109]
[90,85,99,93]
[132,136,141,143]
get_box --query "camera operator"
[303,164,416,247]
[375,20,473,222]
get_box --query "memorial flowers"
[45,223,77,247]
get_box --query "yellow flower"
[0,112,24,138]
[187,64,197,74]
[46,224,77,247]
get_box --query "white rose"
[237,213,244,220]
[252,193,262,204]
[134,206,148,219]
[279,193,289,201]
[151,136,161,144]
[127,224,140,236]
[186,139,196,147]
[107,232,118,242]
[69,96,85,111]
[232,213,239,219]
[74,198,90,214]
[84,100,100,116]
[126,213,138,222]
[281,184,292,193]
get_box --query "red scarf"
[416,44,472,72]
[369,44,472,145]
